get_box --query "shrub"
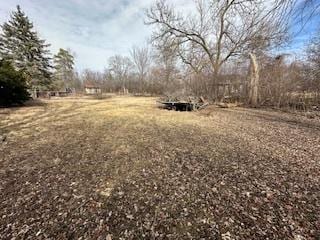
[0,60,30,106]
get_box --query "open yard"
[0,96,319,239]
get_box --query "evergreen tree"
[0,60,30,106]
[0,5,52,89]
[53,48,75,90]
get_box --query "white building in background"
[84,85,102,95]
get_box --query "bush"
[0,60,30,106]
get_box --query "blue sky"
[0,0,318,71]
[283,0,320,54]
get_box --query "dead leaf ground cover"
[0,96,319,239]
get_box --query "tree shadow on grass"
[0,99,47,111]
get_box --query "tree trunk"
[249,53,259,107]
[212,63,220,101]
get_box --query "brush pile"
[158,96,209,111]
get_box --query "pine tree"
[0,60,30,106]
[53,48,75,90]
[0,5,52,89]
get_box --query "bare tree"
[289,0,320,32]
[81,69,104,87]
[153,42,181,93]
[108,55,133,93]
[306,30,320,92]
[130,46,150,93]
[146,0,289,99]
[248,53,259,106]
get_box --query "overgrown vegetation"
[68,1,320,110]
[1,2,320,110]
[0,60,29,106]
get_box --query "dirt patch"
[0,96,319,239]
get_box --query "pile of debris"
[158,96,209,111]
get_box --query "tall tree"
[53,48,75,90]
[146,0,289,98]
[0,5,52,88]
[131,46,150,92]
[108,55,133,92]
[154,43,179,89]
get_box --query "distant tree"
[108,55,133,92]
[306,30,320,91]
[0,5,52,89]
[307,31,320,68]
[130,46,150,92]
[53,48,75,90]
[81,69,104,87]
[0,60,30,106]
[72,71,83,91]
[155,43,179,87]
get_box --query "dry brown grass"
[0,96,319,239]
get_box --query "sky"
[0,0,195,71]
[0,0,318,71]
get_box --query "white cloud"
[2,0,312,71]
[0,0,177,71]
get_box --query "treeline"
[0,5,180,99]
[0,6,78,103]
[70,0,320,110]
[1,2,320,109]
[141,0,320,108]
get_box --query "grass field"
[0,96,319,239]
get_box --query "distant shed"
[84,85,101,95]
